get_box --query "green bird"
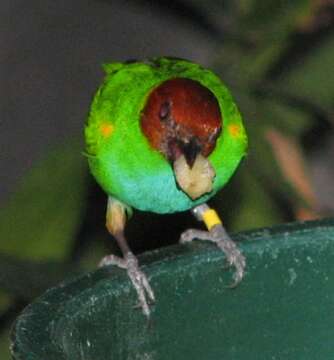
[85,58,248,316]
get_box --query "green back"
[85,58,247,213]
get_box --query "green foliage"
[0,329,11,360]
[210,0,333,227]
[0,139,88,260]
[280,36,334,108]
[1,1,334,358]
[0,140,88,360]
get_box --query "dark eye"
[159,101,171,120]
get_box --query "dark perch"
[11,218,334,359]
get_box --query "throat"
[173,154,215,200]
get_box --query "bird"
[84,57,248,316]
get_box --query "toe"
[230,253,246,287]
[128,270,151,317]
[98,254,126,268]
[142,275,155,302]
[179,229,194,243]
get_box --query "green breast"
[85,58,247,214]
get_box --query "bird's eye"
[159,101,171,121]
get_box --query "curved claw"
[180,229,210,244]
[226,251,246,288]
[180,225,246,286]
[125,253,155,317]
[212,225,246,285]
[98,253,155,317]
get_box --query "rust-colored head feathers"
[141,78,222,166]
[140,78,223,200]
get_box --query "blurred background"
[1,0,334,357]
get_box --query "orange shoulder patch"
[228,124,241,138]
[100,123,114,138]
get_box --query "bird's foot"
[99,252,155,317]
[180,224,245,286]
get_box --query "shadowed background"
[1,1,334,358]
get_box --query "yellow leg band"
[202,209,222,231]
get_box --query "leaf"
[213,87,317,230]
[265,128,318,209]
[0,328,11,360]
[0,138,88,261]
[226,167,284,231]
[215,1,311,81]
[256,97,314,136]
[278,34,334,109]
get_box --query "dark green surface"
[11,219,334,359]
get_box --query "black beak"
[181,137,202,168]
